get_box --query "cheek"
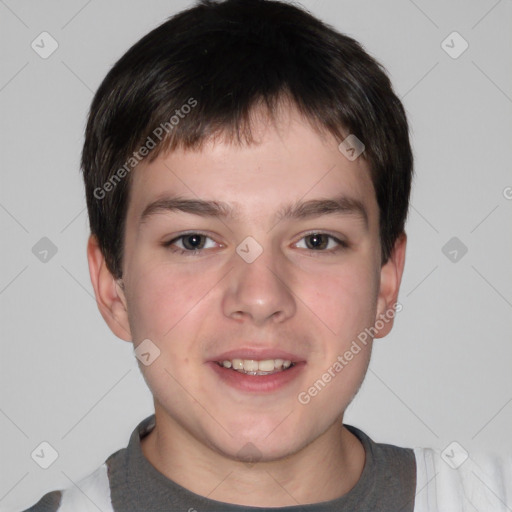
[125,261,207,343]
[298,270,375,414]
[301,265,377,339]
[125,264,207,390]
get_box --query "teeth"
[220,358,293,374]
[244,360,259,372]
[257,359,275,372]
[232,359,244,370]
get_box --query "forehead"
[126,105,378,230]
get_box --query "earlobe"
[86,234,132,342]
[374,232,407,339]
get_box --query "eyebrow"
[139,194,369,230]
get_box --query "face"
[91,105,404,463]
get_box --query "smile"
[218,358,294,375]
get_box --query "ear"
[86,234,132,342]
[373,232,407,339]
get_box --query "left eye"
[294,233,345,251]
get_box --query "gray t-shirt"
[25,414,417,511]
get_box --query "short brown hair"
[82,0,413,279]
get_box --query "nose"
[222,242,296,326]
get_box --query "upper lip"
[210,348,306,363]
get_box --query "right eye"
[163,232,219,256]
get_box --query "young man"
[24,0,511,511]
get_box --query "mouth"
[207,351,305,393]
[216,358,296,376]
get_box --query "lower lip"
[207,362,306,393]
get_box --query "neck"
[140,410,366,507]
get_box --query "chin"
[206,417,311,463]
[217,437,302,464]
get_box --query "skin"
[87,103,407,507]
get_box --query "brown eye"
[295,232,347,253]
[304,233,329,250]
[180,234,207,250]
[164,232,217,256]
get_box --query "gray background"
[1,0,511,510]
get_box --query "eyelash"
[163,231,348,257]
